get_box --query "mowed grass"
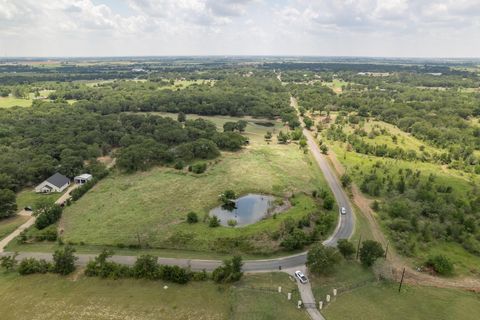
[323,282,480,320]
[0,272,308,320]
[16,188,61,211]
[0,96,32,108]
[61,115,332,252]
[0,215,29,240]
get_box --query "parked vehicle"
[295,270,308,284]
[341,207,347,215]
[24,206,32,211]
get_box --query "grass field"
[311,260,480,320]
[16,188,61,211]
[0,272,308,320]
[322,79,349,94]
[0,215,29,240]
[59,114,334,254]
[0,96,32,108]
[323,281,480,320]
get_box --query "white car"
[341,207,347,215]
[295,270,308,284]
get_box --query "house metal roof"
[46,173,70,188]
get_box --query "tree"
[53,246,77,275]
[0,252,18,272]
[235,120,247,132]
[212,256,243,283]
[220,190,236,204]
[320,144,329,155]
[337,239,356,259]
[223,122,236,132]
[340,174,352,187]
[281,229,307,250]
[187,212,198,224]
[177,112,186,123]
[304,117,314,129]
[0,189,17,219]
[359,240,384,267]
[133,255,158,279]
[264,131,273,141]
[306,244,341,275]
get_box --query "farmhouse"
[74,173,93,185]
[35,173,70,193]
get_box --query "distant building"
[35,173,70,193]
[74,173,93,185]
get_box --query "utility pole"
[398,267,406,293]
[384,241,389,259]
[356,235,362,260]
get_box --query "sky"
[0,0,479,58]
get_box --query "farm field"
[60,114,335,254]
[0,272,308,320]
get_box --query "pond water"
[209,194,276,227]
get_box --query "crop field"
[0,272,308,320]
[60,114,334,253]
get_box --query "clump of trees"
[212,256,243,283]
[306,244,342,275]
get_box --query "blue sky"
[0,0,479,57]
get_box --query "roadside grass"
[59,115,334,254]
[0,215,29,240]
[0,272,307,320]
[323,281,480,320]
[16,188,60,211]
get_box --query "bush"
[212,256,243,283]
[227,219,237,227]
[337,239,356,259]
[323,195,335,210]
[191,162,207,174]
[187,212,198,224]
[192,269,209,281]
[209,215,221,228]
[307,244,341,275]
[426,255,454,276]
[0,253,18,272]
[18,258,52,275]
[34,225,58,241]
[341,174,352,187]
[174,160,185,170]
[359,240,384,267]
[53,246,77,275]
[159,265,191,284]
[133,255,159,280]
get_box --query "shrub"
[159,265,191,284]
[209,215,221,228]
[53,246,77,275]
[337,239,356,259]
[187,212,199,224]
[192,269,209,281]
[0,253,18,272]
[191,162,207,174]
[341,174,352,187]
[174,160,185,170]
[426,255,454,276]
[34,224,58,241]
[227,219,237,227]
[18,258,52,275]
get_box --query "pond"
[209,194,276,227]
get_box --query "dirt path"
[327,146,480,291]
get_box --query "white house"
[74,173,93,185]
[35,173,70,193]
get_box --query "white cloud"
[0,0,479,57]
